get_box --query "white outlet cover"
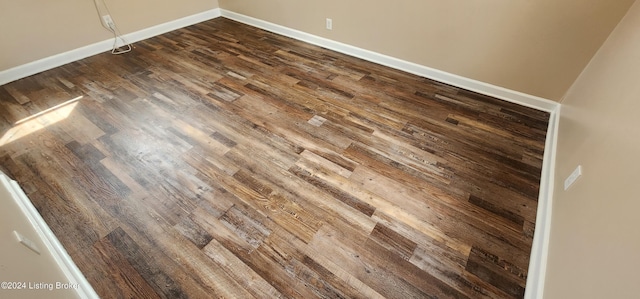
[13,230,41,255]
[564,165,582,190]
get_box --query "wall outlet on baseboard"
[564,165,582,190]
[326,18,333,30]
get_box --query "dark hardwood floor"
[0,18,549,298]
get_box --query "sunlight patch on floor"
[0,96,82,146]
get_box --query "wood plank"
[93,235,162,299]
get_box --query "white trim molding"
[220,9,559,113]
[524,106,560,299]
[0,9,221,86]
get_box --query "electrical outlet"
[13,231,41,255]
[564,165,583,190]
[102,14,115,29]
[326,18,333,30]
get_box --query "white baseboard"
[524,106,560,299]
[0,8,221,86]
[220,9,559,113]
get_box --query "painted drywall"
[544,1,640,297]
[218,0,633,101]
[0,0,218,71]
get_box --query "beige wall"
[218,0,633,101]
[0,0,218,71]
[545,1,640,298]
[2,1,632,101]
